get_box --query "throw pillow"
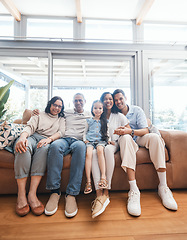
[0,121,25,150]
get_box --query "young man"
[112,89,177,216]
[44,93,91,217]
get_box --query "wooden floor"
[0,190,187,240]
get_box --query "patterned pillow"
[0,121,25,150]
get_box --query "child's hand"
[84,140,89,143]
[108,141,115,145]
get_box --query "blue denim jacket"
[86,118,102,142]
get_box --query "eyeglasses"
[52,103,62,109]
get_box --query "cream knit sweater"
[22,111,65,138]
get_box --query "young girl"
[83,100,109,194]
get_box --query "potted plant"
[0,80,14,120]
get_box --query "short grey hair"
[73,93,86,101]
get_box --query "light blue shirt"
[126,105,148,141]
[85,118,103,142]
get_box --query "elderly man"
[44,93,90,217]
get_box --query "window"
[144,23,187,43]
[86,20,132,42]
[0,77,26,121]
[27,18,73,40]
[0,56,48,121]
[149,59,187,132]
[53,58,131,111]
[0,16,14,37]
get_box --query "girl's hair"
[91,100,108,142]
[100,92,118,114]
[45,96,65,117]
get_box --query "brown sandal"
[98,178,108,189]
[84,182,92,194]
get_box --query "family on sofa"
[13,89,178,218]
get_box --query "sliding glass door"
[144,51,187,132]
[51,53,136,111]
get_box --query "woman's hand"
[84,140,89,144]
[37,138,52,148]
[15,137,28,153]
[114,126,131,135]
[108,141,115,145]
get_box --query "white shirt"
[109,112,129,142]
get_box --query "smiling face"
[73,94,85,113]
[50,99,63,116]
[92,101,103,119]
[102,93,114,110]
[113,92,126,111]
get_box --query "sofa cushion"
[0,149,15,168]
[0,121,25,151]
[0,149,72,170]
[136,147,169,164]
[0,143,169,170]
[115,147,169,167]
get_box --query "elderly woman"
[14,96,65,217]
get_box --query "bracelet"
[131,129,134,137]
[48,137,53,142]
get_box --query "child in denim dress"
[83,100,109,194]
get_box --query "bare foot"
[17,194,27,208]
[28,193,40,208]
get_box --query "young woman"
[91,92,135,218]
[14,96,65,217]
[83,100,109,194]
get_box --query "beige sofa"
[0,129,187,194]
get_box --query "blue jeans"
[46,137,86,196]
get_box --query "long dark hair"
[112,89,126,113]
[100,92,118,114]
[45,96,65,117]
[91,100,108,142]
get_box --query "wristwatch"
[131,129,134,137]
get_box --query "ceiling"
[0,0,187,89]
[1,0,187,23]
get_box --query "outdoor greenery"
[0,80,14,120]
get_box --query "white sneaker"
[158,186,178,211]
[127,190,141,217]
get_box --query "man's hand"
[114,126,131,135]
[32,109,40,116]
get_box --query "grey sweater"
[64,109,91,140]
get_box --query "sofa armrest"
[160,130,187,188]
